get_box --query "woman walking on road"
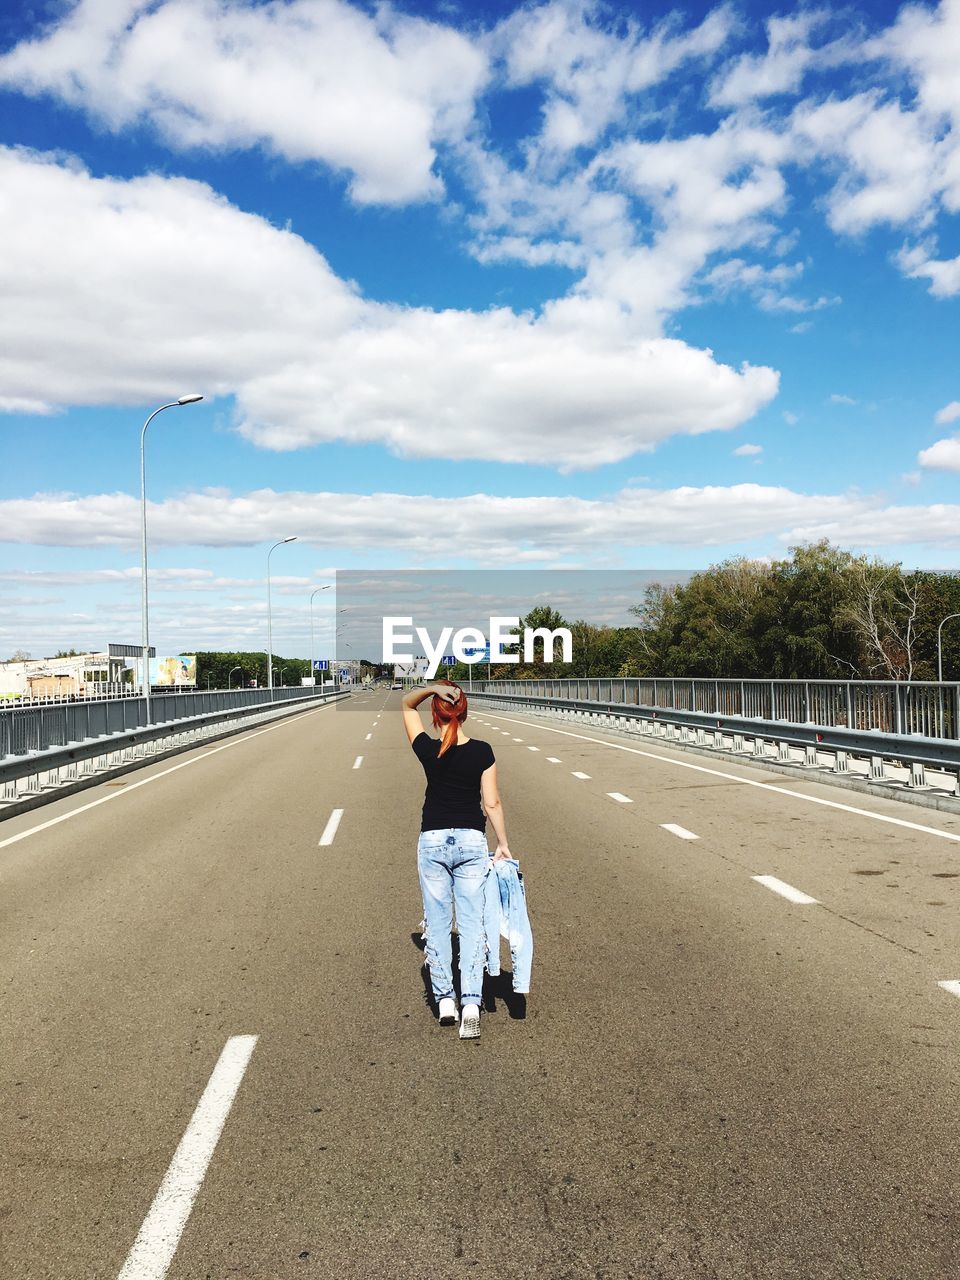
[402,680,511,1041]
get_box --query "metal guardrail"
[469,689,960,799]
[474,677,960,740]
[0,687,350,814]
[0,686,329,758]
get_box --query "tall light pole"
[310,584,332,687]
[140,394,203,724]
[938,613,960,682]
[267,536,298,695]
[229,665,242,688]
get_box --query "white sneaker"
[459,1003,481,1040]
[438,997,458,1026]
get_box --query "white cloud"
[901,471,922,486]
[0,147,778,471]
[733,443,762,456]
[709,11,848,108]
[936,400,960,424]
[0,0,487,205]
[897,242,960,298]
[829,394,857,405]
[782,411,799,424]
[918,437,960,472]
[0,482,951,557]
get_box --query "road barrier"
[469,687,960,813]
[0,687,349,819]
[475,677,960,740]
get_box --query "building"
[0,652,130,700]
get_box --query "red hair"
[432,680,468,758]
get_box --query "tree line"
[445,542,960,684]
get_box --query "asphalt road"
[4,690,960,1279]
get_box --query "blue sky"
[1,0,960,660]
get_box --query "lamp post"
[229,665,242,689]
[938,613,960,682]
[310,585,332,688]
[267,536,298,695]
[278,665,286,688]
[140,394,203,724]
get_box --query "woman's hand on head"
[434,685,459,704]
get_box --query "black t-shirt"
[412,732,496,833]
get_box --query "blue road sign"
[339,668,351,679]
[441,655,456,666]
[313,659,329,671]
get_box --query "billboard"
[150,655,197,687]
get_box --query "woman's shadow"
[411,930,527,1021]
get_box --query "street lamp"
[267,536,298,694]
[140,394,203,724]
[310,585,332,688]
[938,613,960,682]
[278,665,286,687]
[229,665,242,689]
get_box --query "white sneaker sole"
[459,1014,480,1040]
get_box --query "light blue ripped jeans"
[417,828,489,1006]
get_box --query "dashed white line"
[117,1035,258,1280]
[572,771,591,780]
[527,746,540,752]
[353,756,363,769]
[365,733,372,740]
[751,875,819,905]
[512,738,523,742]
[938,981,960,999]
[607,792,632,804]
[319,808,344,846]
[661,823,699,841]
[546,757,561,764]
[479,710,960,844]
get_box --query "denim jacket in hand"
[483,857,533,994]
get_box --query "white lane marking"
[319,808,344,846]
[353,756,363,770]
[500,732,510,736]
[607,792,633,804]
[572,771,591,780]
[512,738,523,742]
[527,746,540,752]
[365,733,372,740]
[546,757,561,764]
[752,875,819,905]
[482,712,960,845]
[0,705,334,855]
[938,981,960,999]
[117,1035,257,1280]
[661,823,699,841]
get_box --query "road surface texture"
[3,690,960,1279]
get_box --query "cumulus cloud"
[918,437,960,472]
[0,147,778,470]
[733,443,762,456]
[709,11,850,108]
[0,483,947,557]
[936,400,960,424]
[0,0,487,204]
[829,393,857,405]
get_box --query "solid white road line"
[116,1035,258,1280]
[527,746,540,752]
[546,757,561,763]
[319,808,344,846]
[938,981,960,999]
[607,792,632,803]
[572,771,591,780]
[353,756,363,769]
[482,711,960,845]
[661,823,699,840]
[752,875,819,905]
[0,705,334,856]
